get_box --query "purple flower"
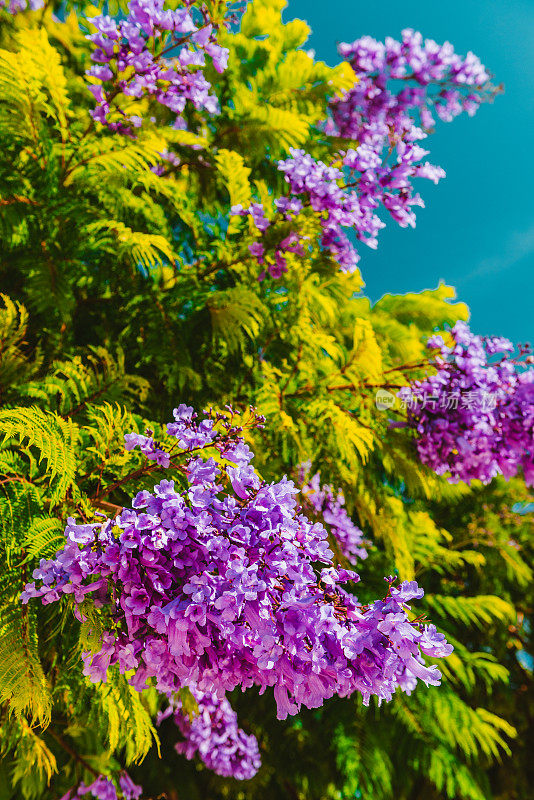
[78,776,117,800]
[24,407,452,734]
[300,468,368,564]
[84,0,236,135]
[62,772,141,800]
[402,323,534,485]
[167,686,261,779]
[118,773,143,800]
[0,0,43,12]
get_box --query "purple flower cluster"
[60,773,142,800]
[233,148,382,276]
[124,429,171,466]
[328,31,493,234]
[235,136,451,277]
[22,406,452,722]
[232,31,493,279]
[0,0,42,12]
[400,323,534,485]
[150,148,182,176]
[277,148,385,273]
[232,199,307,280]
[298,464,368,564]
[160,686,261,779]
[275,142,445,271]
[86,0,230,134]
[332,30,490,137]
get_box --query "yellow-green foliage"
[0,330,168,795]
[0,1,530,798]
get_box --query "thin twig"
[47,728,100,778]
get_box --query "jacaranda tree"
[0,1,532,799]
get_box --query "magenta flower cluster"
[235,31,493,279]
[60,773,142,800]
[160,686,261,779]
[332,29,490,138]
[232,147,385,277]
[298,464,368,565]
[231,198,307,280]
[86,0,229,134]
[22,406,452,727]
[0,0,42,13]
[400,323,534,485]
[277,148,384,274]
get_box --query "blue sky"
[288,0,534,342]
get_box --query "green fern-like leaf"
[0,294,36,389]
[85,220,175,275]
[89,668,159,764]
[424,594,516,630]
[215,148,252,209]
[0,483,51,725]
[0,407,79,503]
[22,516,65,561]
[208,286,266,353]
